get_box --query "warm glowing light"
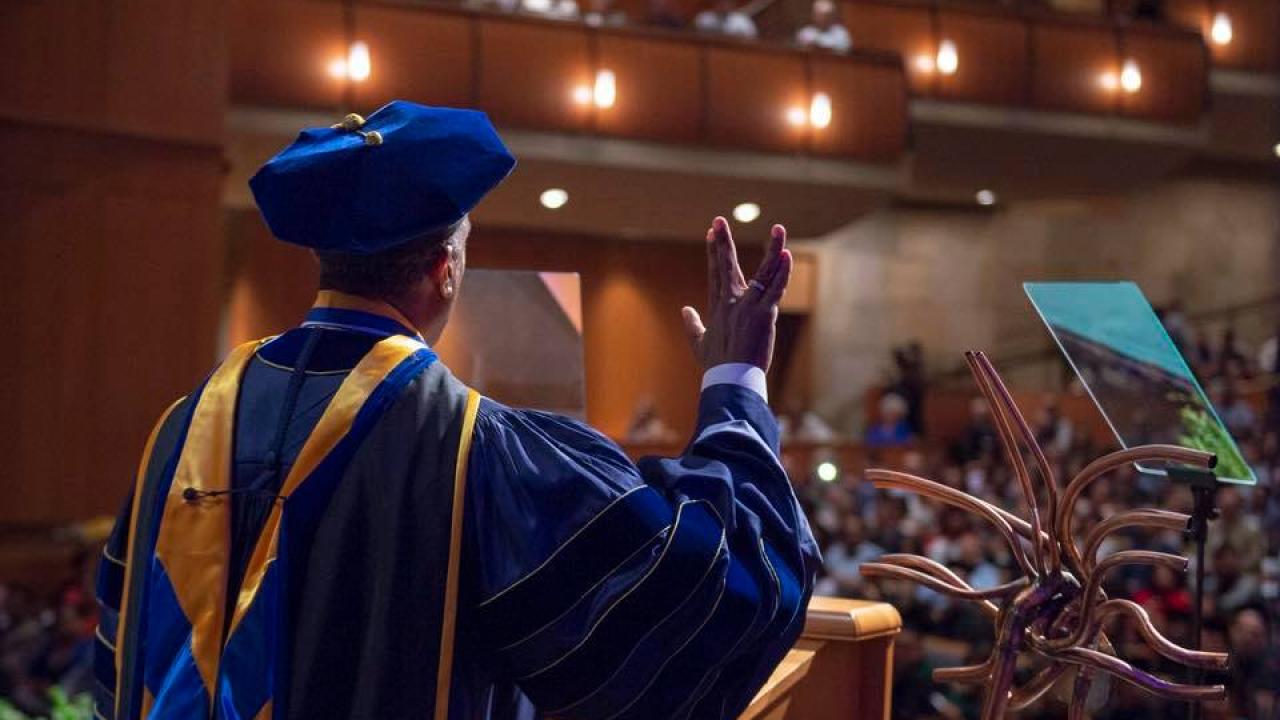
[914,55,936,73]
[816,461,839,483]
[976,189,997,206]
[733,202,761,223]
[1120,58,1142,93]
[540,188,569,210]
[936,39,958,76]
[1273,142,1280,158]
[1210,12,1233,46]
[593,69,616,109]
[327,58,348,79]
[572,85,592,105]
[809,92,832,130]
[346,41,371,82]
[1098,71,1118,90]
[785,106,809,127]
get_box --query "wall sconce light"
[809,92,832,130]
[1119,57,1142,93]
[573,69,617,109]
[936,39,959,76]
[328,40,371,82]
[1210,11,1233,46]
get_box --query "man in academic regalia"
[94,101,819,720]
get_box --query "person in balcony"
[583,0,627,26]
[645,0,686,29]
[795,0,851,53]
[520,0,581,21]
[695,0,758,39]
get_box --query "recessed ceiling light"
[733,202,761,223]
[816,461,839,483]
[540,188,568,210]
[976,189,997,206]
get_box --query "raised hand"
[681,216,792,372]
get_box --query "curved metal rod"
[879,554,999,617]
[1085,599,1228,670]
[1047,550,1187,651]
[1008,664,1068,712]
[1050,646,1226,702]
[1056,445,1213,572]
[973,351,1062,574]
[934,661,991,683]
[1081,509,1190,574]
[1067,665,1093,720]
[868,469,1038,578]
[965,352,1046,577]
[861,563,1031,600]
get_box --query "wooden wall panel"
[230,0,347,110]
[1120,30,1206,124]
[936,10,1030,105]
[0,0,226,145]
[0,124,224,525]
[595,33,702,143]
[809,58,907,162]
[1029,22,1118,115]
[477,19,594,131]
[705,47,809,152]
[354,7,476,109]
[842,2,936,93]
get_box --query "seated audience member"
[465,0,520,12]
[583,0,627,26]
[624,395,679,444]
[777,399,837,443]
[866,392,914,447]
[695,0,758,38]
[521,0,580,20]
[1228,608,1280,720]
[795,0,852,53]
[816,515,885,597]
[646,0,685,28]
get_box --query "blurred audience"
[795,0,852,53]
[694,0,758,39]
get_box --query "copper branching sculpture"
[861,351,1229,719]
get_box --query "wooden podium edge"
[802,596,903,642]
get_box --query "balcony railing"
[230,0,1237,164]
[840,0,1211,123]
[230,0,911,162]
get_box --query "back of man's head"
[316,220,464,301]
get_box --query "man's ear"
[438,245,458,301]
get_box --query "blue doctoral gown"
[94,296,820,720]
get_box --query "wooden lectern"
[741,597,901,720]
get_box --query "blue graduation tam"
[250,101,516,254]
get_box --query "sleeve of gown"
[93,494,132,720]
[464,383,821,720]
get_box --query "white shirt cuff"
[701,363,768,402]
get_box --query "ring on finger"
[748,279,766,292]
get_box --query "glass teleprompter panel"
[1025,281,1254,485]
[436,270,586,418]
